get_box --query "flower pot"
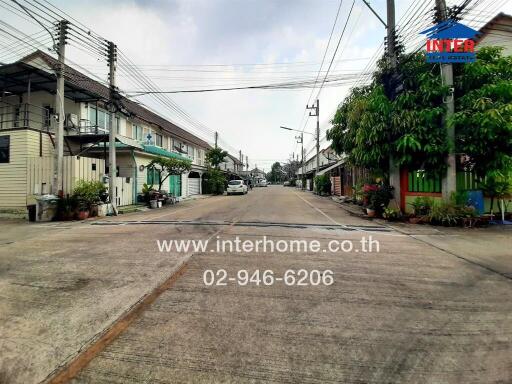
[366,208,376,217]
[90,204,99,217]
[150,200,158,209]
[78,210,89,220]
[409,217,421,224]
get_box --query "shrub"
[206,168,226,195]
[383,207,401,221]
[409,196,433,217]
[314,174,331,195]
[427,200,478,227]
[72,180,107,210]
[364,184,393,215]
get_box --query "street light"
[278,126,314,189]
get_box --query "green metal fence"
[408,171,441,193]
[456,171,481,191]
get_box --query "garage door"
[188,177,200,195]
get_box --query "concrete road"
[74,186,511,383]
[1,186,511,383]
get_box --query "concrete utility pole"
[214,131,218,148]
[299,133,304,189]
[307,99,320,175]
[436,0,456,201]
[386,0,401,208]
[107,41,118,215]
[52,20,68,196]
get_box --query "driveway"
[1,186,511,383]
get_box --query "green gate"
[169,174,181,197]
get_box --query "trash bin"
[467,190,484,215]
[35,194,59,222]
[27,204,36,222]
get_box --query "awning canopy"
[0,62,103,102]
[316,159,345,176]
[142,144,190,160]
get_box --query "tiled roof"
[474,12,512,44]
[19,51,212,150]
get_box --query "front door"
[169,175,182,197]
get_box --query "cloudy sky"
[2,0,510,170]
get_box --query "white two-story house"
[0,50,212,217]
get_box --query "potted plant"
[72,180,106,220]
[383,207,401,221]
[364,184,393,217]
[57,195,77,221]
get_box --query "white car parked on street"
[227,179,248,195]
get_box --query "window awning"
[142,144,190,160]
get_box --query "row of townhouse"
[296,13,512,212]
[0,50,242,218]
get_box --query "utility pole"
[307,99,320,175]
[52,20,68,196]
[107,41,118,215]
[239,150,242,174]
[436,0,456,201]
[300,133,304,189]
[214,131,218,149]
[386,0,401,209]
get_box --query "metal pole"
[52,20,67,196]
[436,0,456,200]
[107,41,118,214]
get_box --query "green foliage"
[427,200,478,227]
[479,173,512,213]
[72,180,106,210]
[206,147,228,168]
[269,162,283,183]
[205,167,226,195]
[383,207,401,221]
[147,156,192,190]
[364,184,393,214]
[329,48,512,179]
[314,174,331,195]
[328,85,392,174]
[328,52,448,176]
[57,195,78,219]
[409,196,434,216]
[452,47,512,179]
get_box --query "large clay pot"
[366,208,376,218]
[78,210,89,220]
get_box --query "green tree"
[328,48,512,180]
[205,167,226,195]
[147,156,192,191]
[452,46,512,179]
[206,147,228,169]
[269,162,282,183]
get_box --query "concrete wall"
[0,129,108,215]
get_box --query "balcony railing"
[0,102,51,131]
